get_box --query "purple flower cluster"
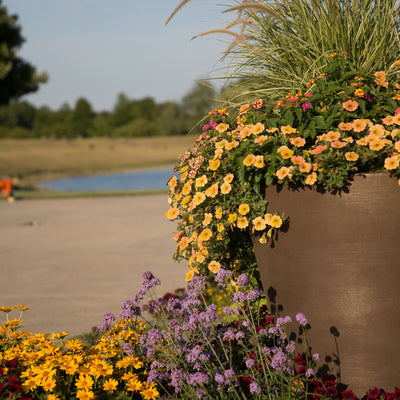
[95,270,326,399]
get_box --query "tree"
[181,81,216,132]
[0,0,47,105]
[70,97,94,137]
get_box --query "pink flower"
[304,92,312,97]
[252,99,263,109]
[395,108,400,115]
[302,102,313,111]
[310,145,327,155]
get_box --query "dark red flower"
[238,376,253,389]
[324,380,337,389]
[6,377,19,384]
[0,366,4,376]
[368,387,382,399]
[342,389,357,400]
[295,354,307,366]
[5,359,17,368]
[324,387,338,398]
[297,366,307,375]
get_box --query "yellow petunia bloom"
[243,154,256,166]
[208,261,221,274]
[237,216,249,229]
[193,192,206,206]
[205,183,219,198]
[181,183,192,196]
[203,213,213,226]
[345,152,359,161]
[238,203,250,215]
[228,213,237,223]
[254,155,265,168]
[270,215,283,229]
[277,145,294,159]
[165,207,180,220]
[215,207,223,219]
[253,216,266,231]
[195,175,208,188]
[199,229,212,242]
[209,158,221,171]
[223,173,234,183]
[220,182,232,194]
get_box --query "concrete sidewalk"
[0,195,186,336]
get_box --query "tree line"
[0,81,218,138]
[0,0,219,138]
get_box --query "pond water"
[40,168,174,191]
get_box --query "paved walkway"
[0,195,186,336]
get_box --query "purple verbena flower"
[296,312,308,326]
[249,382,262,394]
[237,274,249,286]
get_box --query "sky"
[4,0,232,112]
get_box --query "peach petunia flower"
[252,216,267,231]
[291,155,305,165]
[216,123,230,133]
[239,103,250,115]
[382,115,395,126]
[220,182,232,194]
[299,162,312,173]
[345,152,359,161]
[253,122,265,134]
[276,166,292,180]
[310,145,327,155]
[205,183,219,198]
[255,135,269,145]
[368,139,385,151]
[290,136,306,147]
[254,155,265,168]
[243,154,256,166]
[338,122,353,131]
[352,119,367,132]
[208,261,221,274]
[331,141,347,149]
[237,216,249,229]
[277,145,294,159]
[384,156,400,170]
[343,100,359,112]
[195,175,208,188]
[305,172,317,185]
[326,131,341,142]
[193,192,206,206]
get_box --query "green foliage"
[0,0,47,105]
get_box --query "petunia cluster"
[165,53,400,282]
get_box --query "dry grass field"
[0,135,197,188]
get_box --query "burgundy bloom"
[324,387,338,398]
[342,389,357,400]
[294,354,307,366]
[368,387,382,399]
[238,376,253,389]
[5,359,18,368]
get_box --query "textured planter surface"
[252,173,400,395]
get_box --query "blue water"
[40,168,174,191]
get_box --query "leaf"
[283,110,294,125]
[359,99,366,114]
[264,175,274,186]
[326,62,339,73]
[295,107,302,123]
[344,86,355,95]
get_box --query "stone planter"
[252,173,400,395]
